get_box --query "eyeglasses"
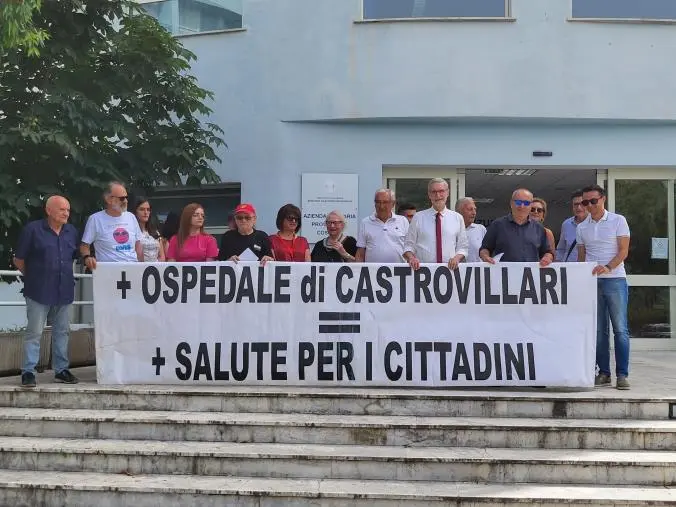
[530,207,544,214]
[581,198,601,206]
[113,195,128,201]
[326,220,343,226]
[572,202,585,208]
[235,215,254,221]
[513,199,532,207]
[429,189,447,195]
[285,216,298,222]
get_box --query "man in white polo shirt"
[576,184,631,390]
[355,189,409,263]
[404,179,469,270]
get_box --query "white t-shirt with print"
[82,210,142,262]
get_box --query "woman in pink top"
[166,203,219,262]
[270,204,310,262]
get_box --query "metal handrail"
[0,270,93,307]
[0,270,92,279]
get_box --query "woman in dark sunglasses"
[270,204,310,262]
[530,198,556,254]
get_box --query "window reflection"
[572,0,676,20]
[629,286,671,339]
[151,184,241,228]
[364,0,508,19]
[143,0,243,35]
[615,180,668,275]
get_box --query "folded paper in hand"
[239,248,259,261]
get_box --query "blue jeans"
[23,297,71,375]
[596,278,630,378]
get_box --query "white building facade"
[138,0,676,350]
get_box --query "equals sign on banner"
[318,312,361,334]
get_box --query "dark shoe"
[21,372,36,388]
[595,373,612,387]
[616,376,630,390]
[54,370,78,384]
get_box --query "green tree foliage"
[0,0,225,269]
[0,0,48,55]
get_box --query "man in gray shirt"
[555,189,588,262]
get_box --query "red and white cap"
[234,203,256,216]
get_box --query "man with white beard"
[80,181,143,270]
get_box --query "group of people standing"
[76,185,357,266]
[12,179,631,391]
[366,179,629,391]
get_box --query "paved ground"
[0,351,674,400]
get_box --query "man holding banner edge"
[403,178,468,271]
[576,184,631,390]
[479,188,554,267]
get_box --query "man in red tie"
[403,178,468,271]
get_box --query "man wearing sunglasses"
[80,181,143,269]
[576,184,631,390]
[479,188,554,266]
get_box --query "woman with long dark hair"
[133,196,165,262]
[166,203,219,262]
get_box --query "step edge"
[0,473,674,502]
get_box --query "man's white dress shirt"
[404,207,469,263]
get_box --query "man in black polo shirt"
[479,188,554,266]
[13,195,80,388]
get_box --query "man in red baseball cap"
[218,203,273,263]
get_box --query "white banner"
[301,173,359,244]
[93,262,597,387]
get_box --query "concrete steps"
[0,385,671,419]
[0,437,675,485]
[1,470,675,507]
[1,407,675,450]
[0,379,674,505]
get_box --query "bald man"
[13,195,80,387]
[479,188,554,266]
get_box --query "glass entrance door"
[608,168,676,349]
[382,167,460,214]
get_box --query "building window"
[141,0,243,35]
[572,0,676,21]
[150,183,241,231]
[363,0,509,20]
